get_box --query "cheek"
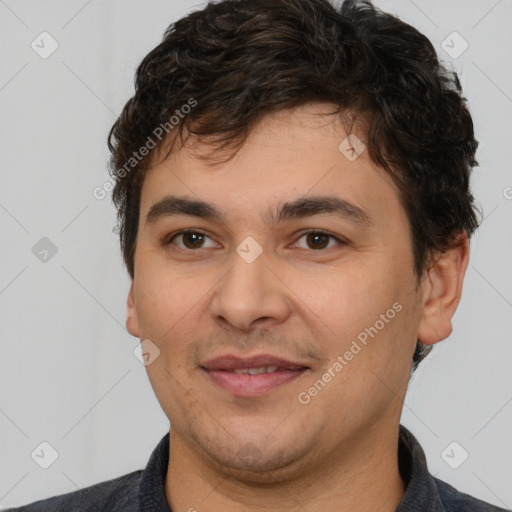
[307,261,412,378]
[133,260,206,339]
[295,264,391,341]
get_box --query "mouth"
[200,354,310,397]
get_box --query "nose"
[209,245,292,332]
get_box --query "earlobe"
[126,281,140,338]
[417,232,470,346]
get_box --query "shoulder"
[4,470,143,512]
[434,477,510,511]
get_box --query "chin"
[192,431,313,483]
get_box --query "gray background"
[1,0,511,509]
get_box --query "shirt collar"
[138,432,172,512]
[396,424,444,511]
[138,425,443,511]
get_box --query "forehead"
[139,104,404,230]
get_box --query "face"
[127,102,429,480]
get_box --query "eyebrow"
[145,195,374,228]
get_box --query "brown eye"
[165,230,216,250]
[305,232,330,249]
[181,232,205,249]
[294,230,346,251]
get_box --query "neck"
[165,422,405,512]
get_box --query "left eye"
[293,231,345,250]
[164,230,346,251]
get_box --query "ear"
[126,281,140,338]
[417,231,470,345]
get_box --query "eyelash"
[163,229,348,252]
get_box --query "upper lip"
[200,354,310,371]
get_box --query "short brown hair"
[107,0,480,371]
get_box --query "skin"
[126,102,469,511]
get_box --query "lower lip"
[202,368,307,397]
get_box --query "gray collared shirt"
[6,425,509,511]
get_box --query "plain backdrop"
[1,0,511,509]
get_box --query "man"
[8,0,508,510]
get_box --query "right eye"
[164,230,218,250]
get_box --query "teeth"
[232,366,279,375]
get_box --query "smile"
[202,367,308,397]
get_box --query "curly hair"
[107,0,480,371]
